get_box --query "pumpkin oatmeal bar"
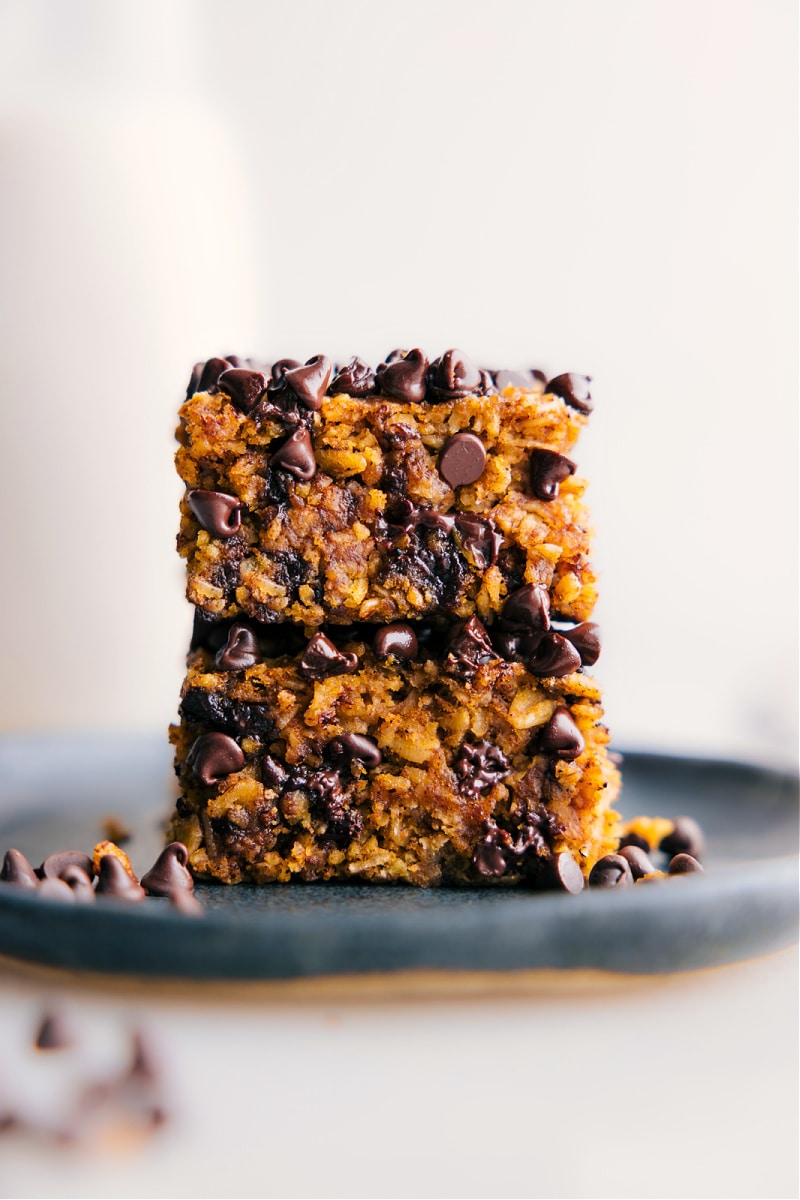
[168,610,620,888]
[177,351,597,627]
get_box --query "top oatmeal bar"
[177,349,598,627]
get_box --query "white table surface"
[0,945,796,1200]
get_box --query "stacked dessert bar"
[169,349,620,887]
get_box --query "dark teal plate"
[0,734,796,978]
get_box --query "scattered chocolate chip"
[375,348,429,402]
[668,853,705,875]
[546,373,593,414]
[262,754,289,790]
[527,631,582,677]
[141,843,194,899]
[172,889,204,916]
[95,855,145,902]
[660,816,706,861]
[438,432,487,489]
[37,878,76,902]
[0,848,38,888]
[328,733,383,769]
[563,622,601,666]
[454,514,503,570]
[186,732,246,787]
[589,854,634,888]
[35,1013,73,1051]
[444,616,497,679]
[329,356,376,398]
[281,355,332,411]
[539,707,585,760]
[502,584,551,632]
[186,489,243,538]
[618,831,650,853]
[38,851,95,882]
[473,836,508,878]
[217,367,267,413]
[427,349,485,401]
[60,865,95,903]
[214,621,261,671]
[373,623,418,661]
[530,448,576,501]
[618,845,656,879]
[551,850,585,894]
[452,739,510,793]
[299,632,358,680]
[269,427,317,480]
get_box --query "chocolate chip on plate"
[38,850,95,882]
[438,431,487,489]
[659,816,706,861]
[589,854,634,888]
[551,850,585,894]
[530,448,576,501]
[186,489,243,538]
[186,732,246,787]
[0,848,39,889]
[668,853,705,875]
[618,844,656,879]
[37,878,76,902]
[141,843,195,899]
[60,865,95,903]
[95,855,146,902]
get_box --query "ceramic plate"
[0,733,796,978]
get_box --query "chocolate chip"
[299,632,359,680]
[375,348,429,402]
[453,739,510,793]
[445,616,497,679]
[328,734,383,769]
[60,865,95,903]
[281,355,332,411]
[454,514,502,570]
[438,432,487,489]
[0,848,38,888]
[269,427,317,480]
[618,845,656,879]
[659,816,706,861]
[37,878,76,902]
[186,732,245,787]
[414,508,455,535]
[427,349,484,401]
[490,627,522,660]
[95,855,145,902]
[141,842,194,899]
[217,367,267,413]
[494,368,537,390]
[35,1013,73,1051]
[502,584,551,632]
[270,357,301,384]
[539,707,585,760]
[527,631,582,677]
[38,851,95,882]
[373,623,418,661]
[530,448,576,501]
[186,489,243,538]
[262,754,289,790]
[668,853,705,875]
[329,357,376,398]
[214,621,261,671]
[186,356,232,399]
[618,831,650,853]
[589,854,634,888]
[473,837,508,878]
[563,622,601,666]
[551,850,585,894]
[172,889,204,916]
[546,373,593,414]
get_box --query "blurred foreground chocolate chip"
[563,622,601,666]
[539,707,585,760]
[37,878,76,902]
[39,850,94,882]
[660,816,706,861]
[282,355,332,410]
[0,848,38,889]
[299,632,358,680]
[186,489,243,537]
[35,1013,73,1051]
[217,367,267,413]
[494,368,536,391]
[552,850,585,894]
[215,621,260,671]
[172,889,204,916]
[618,831,650,852]
[269,427,317,480]
[95,855,145,902]
[427,349,484,401]
[141,843,194,898]
[589,854,634,888]
[329,357,375,398]
[454,514,502,570]
[668,853,704,875]
[527,631,582,677]
[530,448,576,501]
[619,845,656,879]
[375,348,429,402]
[502,584,551,631]
[438,432,487,488]
[373,623,418,661]
[328,734,383,769]
[546,373,593,414]
[186,732,246,787]
[60,865,95,903]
